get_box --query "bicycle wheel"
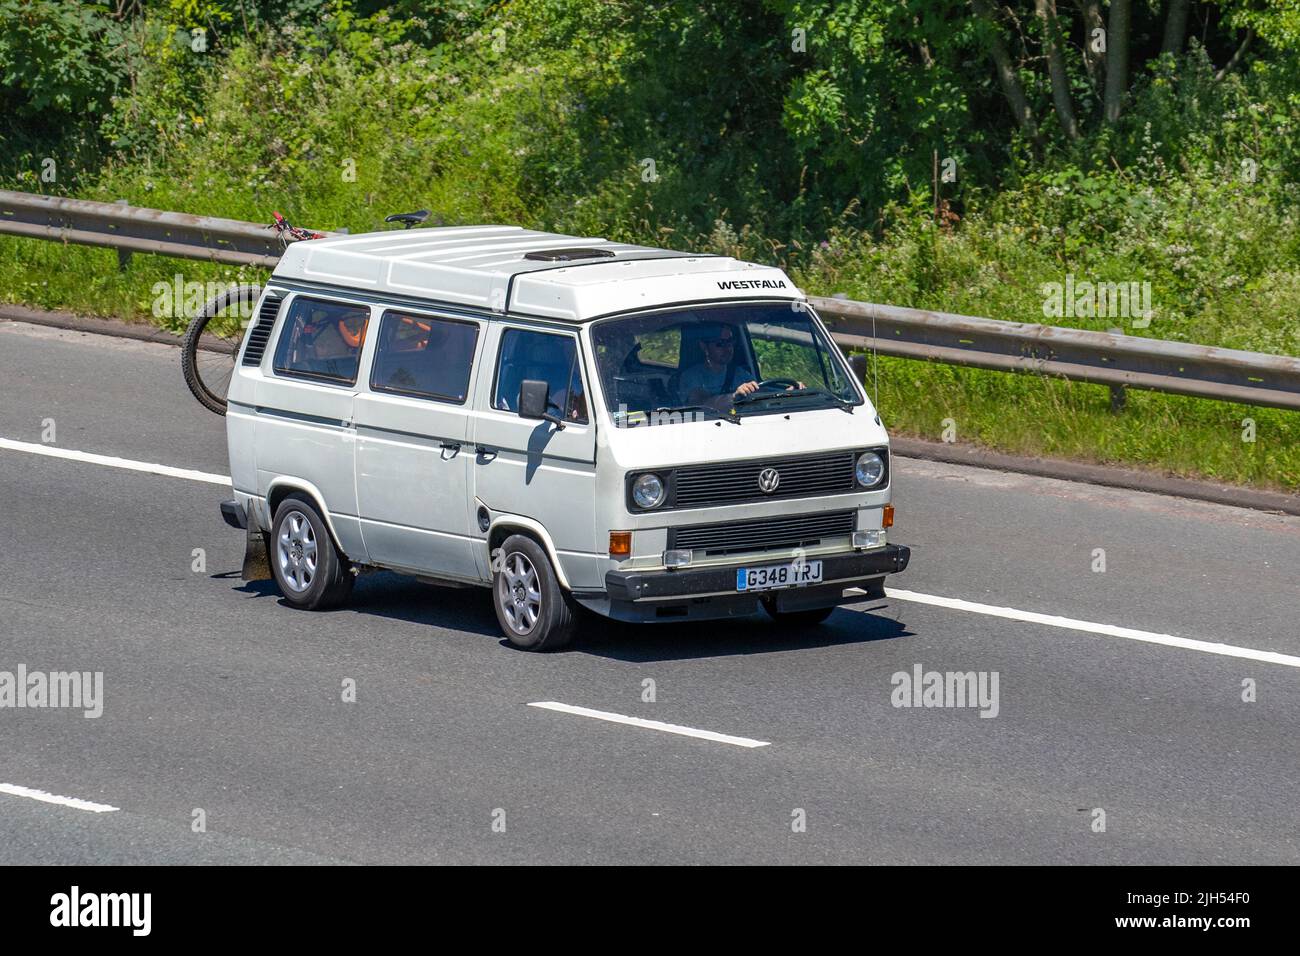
[181,284,262,416]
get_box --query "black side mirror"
[848,353,868,382]
[518,379,565,429]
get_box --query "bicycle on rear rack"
[180,283,263,416]
[181,209,429,414]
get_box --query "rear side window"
[272,297,370,385]
[493,328,587,424]
[370,311,479,404]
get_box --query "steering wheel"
[754,378,802,391]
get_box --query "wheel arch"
[265,477,349,557]
[485,515,572,591]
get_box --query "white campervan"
[220,227,910,650]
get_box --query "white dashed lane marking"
[0,783,119,813]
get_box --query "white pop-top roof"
[271,225,802,321]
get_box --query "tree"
[971,0,1038,139]
[1103,0,1130,124]
[1036,0,1079,139]
[1162,0,1192,55]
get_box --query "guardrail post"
[1107,327,1126,412]
[114,200,132,271]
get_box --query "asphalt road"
[1,320,1297,864]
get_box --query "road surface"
[1,320,1296,864]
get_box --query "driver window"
[493,328,588,424]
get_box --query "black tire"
[762,602,835,627]
[270,496,354,610]
[181,284,261,416]
[492,534,578,651]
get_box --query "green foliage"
[0,0,126,116]
[1,0,1299,488]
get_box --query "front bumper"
[581,545,910,622]
[605,545,909,602]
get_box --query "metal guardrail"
[3,189,1299,411]
[0,189,332,269]
[814,297,1300,412]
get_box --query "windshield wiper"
[734,387,854,412]
[650,404,741,425]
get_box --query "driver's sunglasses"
[706,336,735,348]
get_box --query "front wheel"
[492,535,577,651]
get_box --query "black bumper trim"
[220,499,247,530]
[605,545,910,602]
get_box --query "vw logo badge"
[758,467,781,494]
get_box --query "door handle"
[475,445,497,463]
[439,441,461,460]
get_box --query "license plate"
[736,560,823,592]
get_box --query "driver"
[680,322,761,410]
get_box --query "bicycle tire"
[181,284,262,416]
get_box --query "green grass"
[2,12,1298,493]
[863,354,1299,490]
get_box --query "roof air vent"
[523,247,616,262]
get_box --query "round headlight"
[632,473,666,509]
[855,451,885,488]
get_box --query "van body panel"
[252,374,359,513]
[353,392,479,579]
[225,403,259,497]
[598,406,888,472]
[510,261,799,321]
[468,321,600,589]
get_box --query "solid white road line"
[0,783,119,813]
[883,587,1300,670]
[0,437,229,486]
[528,701,771,748]
[4,435,1297,671]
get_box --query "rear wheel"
[762,602,835,627]
[492,534,577,651]
[270,496,354,610]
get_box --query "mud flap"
[242,528,272,581]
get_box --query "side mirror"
[848,353,868,382]
[518,379,565,429]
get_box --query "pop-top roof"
[271,225,801,321]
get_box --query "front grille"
[671,450,861,508]
[668,510,855,556]
[241,294,282,366]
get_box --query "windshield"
[591,303,861,425]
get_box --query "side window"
[370,311,479,404]
[493,328,588,424]
[272,297,370,385]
